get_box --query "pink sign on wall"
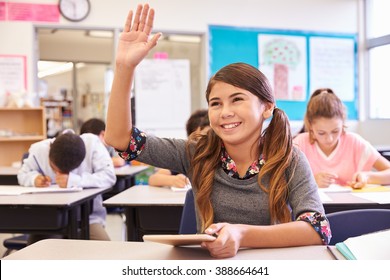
[0,2,6,21]
[7,2,59,22]
[0,55,27,93]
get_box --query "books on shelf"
[335,229,390,260]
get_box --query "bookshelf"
[0,107,46,166]
[40,99,73,137]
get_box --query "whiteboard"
[134,59,191,133]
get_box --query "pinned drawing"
[259,35,307,101]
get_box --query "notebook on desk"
[335,229,390,260]
[318,184,389,193]
[319,184,353,193]
[0,185,82,195]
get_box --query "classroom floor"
[0,212,126,257]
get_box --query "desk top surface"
[323,190,390,205]
[104,185,186,206]
[0,166,18,175]
[0,165,149,176]
[2,239,342,260]
[0,186,110,206]
[114,165,149,176]
[104,184,390,207]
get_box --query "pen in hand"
[33,155,46,176]
[33,155,51,187]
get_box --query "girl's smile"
[208,82,266,149]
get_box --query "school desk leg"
[125,207,138,241]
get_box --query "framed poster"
[0,55,27,93]
[209,25,357,120]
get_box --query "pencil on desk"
[326,245,338,260]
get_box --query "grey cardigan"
[137,135,324,229]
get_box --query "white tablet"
[143,234,216,246]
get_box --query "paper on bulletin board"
[134,59,191,133]
[258,34,307,101]
[0,55,27,94]
[309,37,355,101]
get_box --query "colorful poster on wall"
[258,35,307,101]
[208,25,357,120]
[0,55,27,94]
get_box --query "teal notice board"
[208,25,358,120]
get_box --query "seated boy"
[17,131,116,243]
[80,118,126,167]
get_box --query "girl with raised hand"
[105,4,331,258]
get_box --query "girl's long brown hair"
[187,63,297,232]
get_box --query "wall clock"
[59,0,91,22]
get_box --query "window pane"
[367,0,390,38]
[369,45,390,118]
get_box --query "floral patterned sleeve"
[116,127,147,161]
[297,212,332,245]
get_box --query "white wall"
[1,0,359,92]
[2,0,389,145]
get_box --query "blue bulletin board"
[208,25,358,120]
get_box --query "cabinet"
[40,99,73,137]
[0,108,46,166]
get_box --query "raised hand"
[105,4,161,151]
[116,4,161,68]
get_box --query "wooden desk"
[104,185,186,241]
[0,186,111,239]
[2,239,342,260]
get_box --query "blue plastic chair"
[2,235,29,257]
[179,189,197,234]
[327,209,390,245]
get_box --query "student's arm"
[148,169,189,188]
[17,141,52,187]
[351,156,390,188]
[105,4,161,151]
[202,222,322,259]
